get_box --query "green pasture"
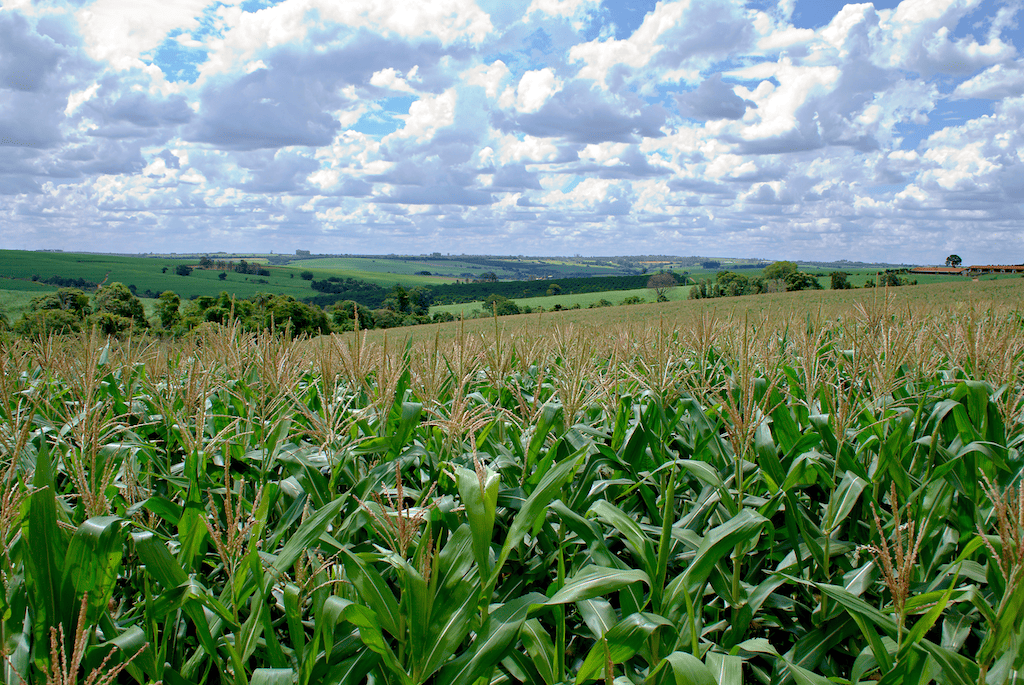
[430,283,692,317]
[284,257,463,286]
[0,250,318,300]
[289,256,641,281]
[0,289,41,321]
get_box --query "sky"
[0,0,1022,264]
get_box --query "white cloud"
[386,88,457,142]
[736,59,841,141]
[953,61,1024,99]
[570,0,753,87]
[515,68,561,113]
[76,0,213,70]
[65,83,99,116]
[498,134,560,163]
[2,0,1024,261]
[873,0,1015,76]
[203,0,493,76]
[370,67,416,93]
[464,60,510,99]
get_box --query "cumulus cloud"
[1,0,1024,261]
[675,73,753,120]
[0,12,80,149]
[515,68,562,113]
[570,0,754,86]
[494,80,667,143]
[188,65,344,149]
[953,61,1024,99]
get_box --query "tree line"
[306,272,687,311]
[687,261,917,300]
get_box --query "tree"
[93,282,148,328]
[784,271,822,292]
[496,299,521,316]
[546,284,562,297]
[199,256,214,268]
[647,272,677,302]
[175,264,193,276]
[407,286,434,316]
[218,272,227,280]
[830,271,851,290]
[484,293,508,310]
[30,288,90,316]
[155,291,181,329]
[300,270,314,280]
[15,309,82,336]
[382,285,411,313]
[764,260,798,280]
[715,271,749,297]
[260,295,330,337]
[946,254,962,267]
[331,301,374,331]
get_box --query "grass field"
[288,256,647,282]
[429,271,1023,319]
[0,250,321,300]
[429,283,690,316]
[0,251,649,303]
[3,250,1018,337]
[412,276,1024,343]
[1,276,1021,684]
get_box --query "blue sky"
[1,0,1023,263]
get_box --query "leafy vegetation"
[0,288,1021,685]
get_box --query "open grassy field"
[1,277,1020,684]
[288,256,647,282]
[0,250,321,300]
[0,251,655,304]
[429,273,1024,321]
[429,283,691,316]
[415,276,1024,343]
[281,258,459,287]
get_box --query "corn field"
[1,293,1023,685]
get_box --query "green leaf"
[439,592,549,685]
[62,516,124,625]
[549,566,650,605]
[132,533,223,663]
[576,612,674,684]
[338,548,402,638]
[23,441,73,666]
[490,448,586,586]
[822,471,867,533]
[649,651,717,685]
[527,402,562,466]
[576,599,618,640]
[415,571,477,681]
[456,464,500,577]
[664,510,767,622]
[589,500,657,578]
[270,497,346,576]
[335,599,410,685]
[522,619,558,685]
[705,651,743,685]
[249,668,294,685]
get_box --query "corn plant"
[0,295,1021,684]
